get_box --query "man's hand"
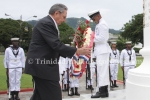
[76,47,91,56]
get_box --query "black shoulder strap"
[126,49,132,61]
[10,47,20,58]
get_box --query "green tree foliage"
[58,22,75,44]
[116,36,127,51]
[0,18,32,51]
[116,35,136,51]
[0,19,75,51]
[121,14,143,44]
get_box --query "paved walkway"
[0,73,125,100]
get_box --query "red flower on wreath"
[77,27,81,31]
[74,20,90,48]
[86,20,89,24]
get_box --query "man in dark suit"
[25,3,91,100]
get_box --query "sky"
[0,0,143,30]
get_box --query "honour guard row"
[59,42,136,98]
[59,9,136,99]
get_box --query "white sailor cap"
[126,41,132,44]
[11,38,19,41]
[111,42,117,45]
[88,9,100,19]
[65,44,70,46]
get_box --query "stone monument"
[126,0,150,100]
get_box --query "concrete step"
[80,89,126,100]
[63,98,79,100]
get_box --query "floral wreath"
[70,20,95,78]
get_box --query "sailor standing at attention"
[4,38,25,100]
[88,9,111,98]
[120,41,136,84]
[109,42,120,88]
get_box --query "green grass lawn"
[0,55,33,91]
[0,55,143,91]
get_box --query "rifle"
[61,73,64,91]
[95,65,97,87]
[122,67,125,86]
[89,58,93,96]
[6,68,11,99]
[109,65,113,89]
[85,67,88,89]
[86,62,90,89]
[67,68,70,96]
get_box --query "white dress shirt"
[49,15,60,36]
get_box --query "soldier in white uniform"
[59,56,66,87]
[109,42,120,88]
[120,41,136,85]
[68,58,80,96]
[88,10,111,98]
[4,38,25,100]
[59,44,72,91]
[59,57,71,91]
[63,44,72,91]
[87,53,96,90]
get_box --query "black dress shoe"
[114,80,119,87]
[90,85,94,90]
[9,97,14,100]
[114,84,119,87]
[74,87,80,96]
[68,92,74,96]
[87,85,90,90]
[91,86,109,98]
[68,88,74,96]
[15,96,20,100]
[62,84,67,91]
[91,92,101,98]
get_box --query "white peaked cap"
[65,44,70,46]
[111,42,117,44]
[88,9,100,19]
[11,38,19,41]
[126,41,132,44]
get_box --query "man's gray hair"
[49,4,68,15]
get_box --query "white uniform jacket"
[94,18,111,56]
[120,49,136,67]
[110,49,120,64]
[4,47,25,69]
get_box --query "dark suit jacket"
[25,15,76,81]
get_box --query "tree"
[116,35,127,51]
[0,19,74,51]
[0,18,32,51]
[121,14,143,44]
[58,22,75,44]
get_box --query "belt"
[8,67,23,69]
[124,65,135,67]
[10,59,20,62]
